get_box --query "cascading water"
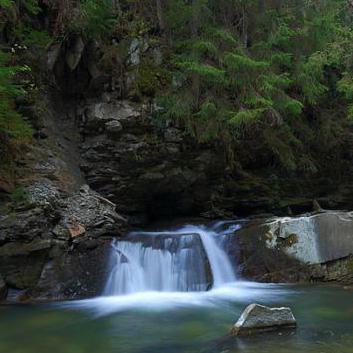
[104,222,241,296]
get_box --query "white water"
[62,221,294,317]
[104,223,238,296]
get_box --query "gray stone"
[105,120,123,135]
[47,43,62,71]
[85,102,140,129]
[266,211,353,265]
[0,183,127,297]
[27,180,61,207]
[128,38,140,65]
[231,304,296,335]
[164,127,183,143]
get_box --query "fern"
[229,109,265,126]
[0,51,32,140]
[0,0,13,7]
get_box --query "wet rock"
[35,239,112,300]
[0,274,7,300]
[231,304,296,336]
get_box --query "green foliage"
[10,186,28,204]
[135,62,169,97]
[0,0,13,8]
[69,0,117,39]
[154,0,353,171]
[2,0,353,176]
[13,24,51,47]
[0,51,32,140]
[22,0,41,15]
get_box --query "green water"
[0,283,352,353]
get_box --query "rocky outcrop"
[236,211,353,284]
[0,181,126,300]
[231,304,296,336]
[78,96,226,222]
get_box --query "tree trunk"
[242,4,248,47]
[156,0,165,32]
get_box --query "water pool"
[1,282,352,353]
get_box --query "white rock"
[265,211,353,264]
[231,304,296,335]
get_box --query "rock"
[313,199,322,212]
[0,176,14,193]
[47,43,62,71]
[66,36,85,71]
[105,120,123,136]
[27,180,61,207]
[266,211,353,265]
[128,38,149,66]
[164,127,183,143]
[0,274,7,300]
[68,222,86,238]
[128,38,140,65]
[231,304,296,336]
[0,182,127,298]
[236,211,353,284]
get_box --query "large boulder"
[231,304,296,336]
[265,211,353,264]
[236,211,353,284]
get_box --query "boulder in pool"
[231,304,296,336]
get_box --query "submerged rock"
[231,304,297,336]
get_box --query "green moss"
[10,186,28,205]
[346,257,353,273]
[135,62,170,97]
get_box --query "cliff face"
[78,96,226,222]
[2,29,353,300]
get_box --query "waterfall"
[104,222,239,296]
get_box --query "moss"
[10,186,28,205]
[135,61,170,97]
[347,256,353,273]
